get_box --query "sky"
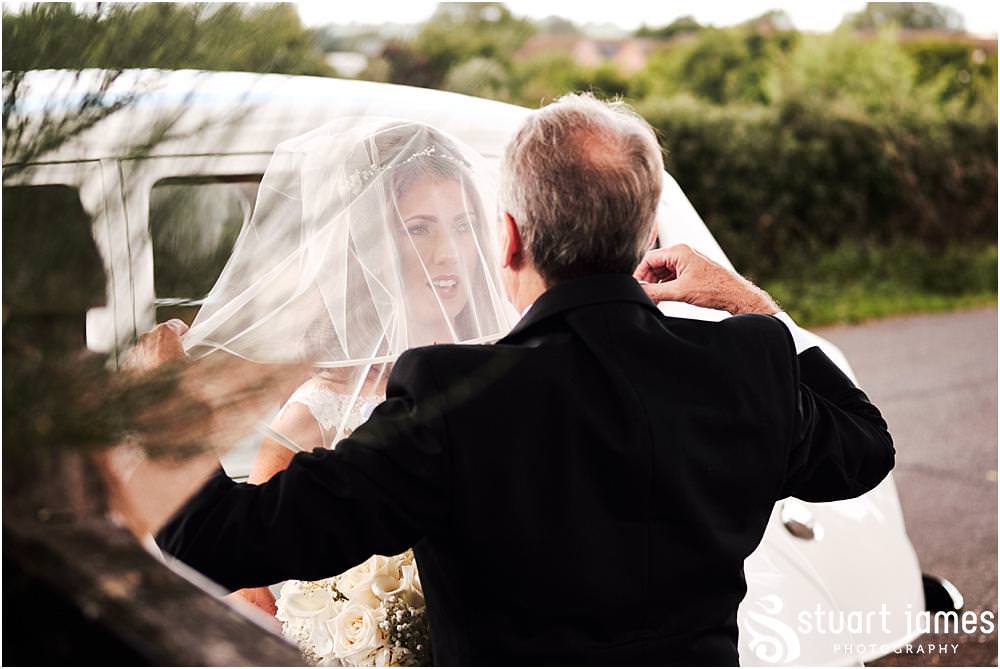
[295,0,1000,36]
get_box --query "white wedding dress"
[273,378,431,668]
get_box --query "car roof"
[6,69,532,163]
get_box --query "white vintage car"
[4,69,949,665]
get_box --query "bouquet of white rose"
[276,550,431,666]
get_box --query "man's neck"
[510,268,548,315]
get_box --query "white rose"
[276,581,342,659]
[398,564,425,607]
[337,555,393,606]
[278,582,333,617]
[326,603,385,665]
[372,564,405,600]
[371,553,421,602]
[294,616,335,660]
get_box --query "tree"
[535,15,580,36]
[741,10,795,33]
[3,3,337,170]
[903,38,998,120]
[378,40,440,89]
[584,64,631,99]
[635,16,703,40]
[510,54,584,106]
[443,57,512,100]
[765,29,926,118]
[391,2,534,89]
[1,3,334,76]
[637,27,795,105]
[841,2,966,32]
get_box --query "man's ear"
[501,212,524,269]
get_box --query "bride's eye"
[405,221,431,236]
[454,215,474,234]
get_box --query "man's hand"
[634,244,779,315]
[122,319,190,373]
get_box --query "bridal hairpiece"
[346,144,471,196]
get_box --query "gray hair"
[499,93,664,285]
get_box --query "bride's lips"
[428,273,460,299]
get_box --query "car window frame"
[118,153,272,346]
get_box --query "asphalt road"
[815,307,998,668]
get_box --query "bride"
[181,118,514,665]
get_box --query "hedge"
[638,97,998,282]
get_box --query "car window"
[149,176,261,324]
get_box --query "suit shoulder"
[721,311,782,331]
[661,312,790,348]
[393,343,507,382]
[719,313,797,363]
[722,312,792,340]
[397,342,498,366]
[390,343,523,413]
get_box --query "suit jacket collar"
[501,273,659,342]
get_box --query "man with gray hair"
[153,94,894,665]
[500,93,663,285]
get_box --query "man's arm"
[769,310,895,499]
[636,244,895,503]
[779,339,895,502]
[155,350,451,592]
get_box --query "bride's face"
[393,176,480,341]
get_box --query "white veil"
[182,117,514,445]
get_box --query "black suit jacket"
[157,273,894,665]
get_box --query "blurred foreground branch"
[2,166,305,665]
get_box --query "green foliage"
[508,54,581,105]
[626,25,998,302]
[386,3,534,88]
[535,16,580,36]
[373,40,439,88]
[443,57,512,100]
[2,4,337,169]
[629,17,997,323]
[1,3,333,76]
[841,2,965,32]
[579,64,631,100]
[764,243,997,326]
[637,97,998,282]
[740,10,795,32]
[637,28,797,105]
[765,28,931,119]
[504,55,631,106]
[3,69,137,169]
[903,38,998,121]
[635,16,703,40]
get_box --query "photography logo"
[743,592,996,663]
[745,594,802,664]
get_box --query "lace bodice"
[276,378,383,451]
